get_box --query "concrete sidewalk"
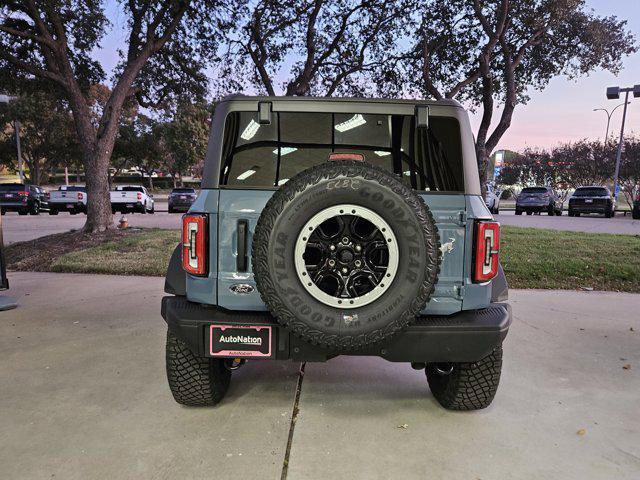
[1,273,639,480]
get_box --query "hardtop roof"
[218,94,462,109]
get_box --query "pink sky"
[97,0,640,152]
[476,0,640,151]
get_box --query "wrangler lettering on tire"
[253,161,440,349]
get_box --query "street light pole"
[593,102,628,140]
[606,85,640,204]
[14,120,24,183]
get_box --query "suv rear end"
[515,186,561,215]
[568,186,615,218]
[168,188,197,213]
[162,96,511,411]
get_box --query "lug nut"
[355,245,362,252]
[342,237,349,244]
[329,244,336,251]
[328,259,336,267]
[354,260,362,267]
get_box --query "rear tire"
[166,330,231,406]
[526,211,532,215]
[18,209,28,216]
[426,347,503,411]
[515,209,522,215]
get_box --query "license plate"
[4,194,11,198]
[67,204,74,208]
[126,204,134,208]
[180,195,186,200]
[585,199,593,203]
[209,325,272,358]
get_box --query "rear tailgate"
[110,191,139,204]
[214,190,466,316]
[49,191,82,204]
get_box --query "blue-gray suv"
[162,96,511,410]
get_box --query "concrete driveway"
[1,272,639,480]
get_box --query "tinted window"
[220,111,463,191]
[574,187,609,197]
[118,186,144,192]
[61,186,86,192]
[0,184,25,191]
[172,188,196,194]
[521,187,548,194]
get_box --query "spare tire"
[253,161,440,350]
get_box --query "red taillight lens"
[182,214,207,276]
[45,192,50,200]
[473,221,500,283]
[77,192,84,200]
[18,190,28,196]
[137,192,142,200]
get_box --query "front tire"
[426,347,503,411]
[166,330,231,406]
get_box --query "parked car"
[48,185,87,215]
[110,185,155,214]
[484,184,500,214]
[161,95,512,411]
[0,183,48,215]
[515,186,563,216]
[168,187,197,213]
[568,186,615,218]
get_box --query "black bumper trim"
[161,297,512,363]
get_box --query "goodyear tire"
[252,161,440,350]
[166,330,231,406]
[426,347,503,410]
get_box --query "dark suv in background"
[568,186,615,218]
[0,183,48,215]
[168,187,197,213]
[515,186,562,216]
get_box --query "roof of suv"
[219,94,462,108]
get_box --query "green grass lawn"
[501,226,640,292]
[7,225,639,292]
[50,229,180,277]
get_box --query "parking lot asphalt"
[2,202,639,246]
[496,209,640,235]
[1,272,638,480]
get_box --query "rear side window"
[219,111,463,191]
[0,184,24,191]
[573,187,609,197]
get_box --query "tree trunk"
[476,143,490,195]
[83,144,113,232]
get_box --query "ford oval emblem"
[229,284,255,295]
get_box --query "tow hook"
[225,358,246,371]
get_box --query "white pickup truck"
[110,185,155,214]
[48,185,87,215]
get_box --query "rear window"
[574,187,609,197]
[0,184,25,191]
[521,187,548,194]
[219,111,464,191]
[60,186,86,192]
[172,188,196,193]
[117,186,144,192]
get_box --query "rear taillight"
[18,190,28,196]
[45,192,50,200]
[182,214,207,275]
[473,221,500,283]
[137,192,143,200]
[77,192,84,200]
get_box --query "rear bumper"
[516,202,549,212]
[49,202,85,212]
[0,202,28,210]
[569,203,609,214]
[112,202,143,211]
[161,296,512,363]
